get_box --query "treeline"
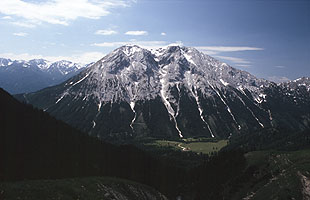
[224,127,310,152]
[0,88,247,199]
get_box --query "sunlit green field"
[182,140,228,154]
[143,138,228,155]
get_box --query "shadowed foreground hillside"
[0,87,178,198]
[1,87,309,200]
[0,87,245,199]
[0,177,168,200]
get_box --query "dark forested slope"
[2,87,308,200]
[0,87,185,197]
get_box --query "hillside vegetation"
[1,87,310,199]
[0,177,167,200]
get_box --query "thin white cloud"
[13,32,28,37]
[195,46,264,52]
[274,65,286,69]
[0,0,133,27]
[198,50,218,55]
[125,31,148,36]
[95,29,118,35]
[194,45,263,64]
[45,42,56,46]
[11,21,36,28]
[1,16,12,20]
[161,32,166,36]
[215,56,251,64]
[268,76,290,83]
[235,64,252,68]
[92,40,183,49]
[0,51,106,64]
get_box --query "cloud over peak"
[194,45,264,66]
[195,46,263,53]
[268,76,290,83]
[95,29,118,35]
[92,40,183,49]
[13,32,28,37]
[215,56,251,64]
[125,30,148,36]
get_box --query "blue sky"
[0,0,309,82]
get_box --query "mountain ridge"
[17,45,310,140]
[0,58,89,94]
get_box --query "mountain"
[17,45,310,140]
[2,87,309,199]
[280,77,310,92]
[0,58,88,94]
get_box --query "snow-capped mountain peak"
[0,58,12,67]
[20,45,310,140]
[60,45,270,105]
[281,77,310,92]
[0,58,88,94]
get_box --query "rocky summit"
[18,45,310,140]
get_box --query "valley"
[1,0,309,199]
[138,138,228,155]
[1,45,309,200]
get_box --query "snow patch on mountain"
[50,45,276,136]
[190,86,215,137]
[129,101,136,130]
[208,81,241,130]
[35,45,310,138]
[220,79,229,86]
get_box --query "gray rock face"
[0,58,87,94]
[280,77,310,91]
[19,45,310,140]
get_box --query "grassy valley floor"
[139,138,228,155]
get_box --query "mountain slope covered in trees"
[1,87,310,199]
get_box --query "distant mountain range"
[16,45,310,140]
[0,58,89,94]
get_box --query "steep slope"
[0,177,168,200]
[2,86,309,200]
[225,149,310,200]
[0,87,247,200]
[0,58,87,94]
[0,87,185,198]
[18,45,310,140]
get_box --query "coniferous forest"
[0,88,247,199]
[1,87,310,199]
